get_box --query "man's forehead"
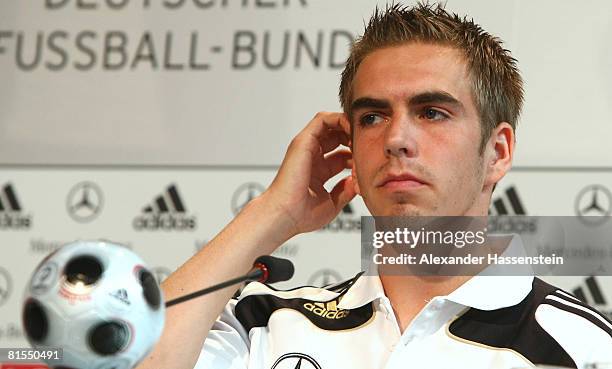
[351,43,472,105]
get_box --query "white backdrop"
[1,0,612,352]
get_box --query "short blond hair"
[339,2,524,152]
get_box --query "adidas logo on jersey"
[133,184,197,231]
[303,300,350,319]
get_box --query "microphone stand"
[165,265,267,308]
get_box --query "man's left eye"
[422,108,448,121]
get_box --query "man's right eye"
[359,113,385,126]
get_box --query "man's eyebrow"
[350,91,465,115]
[408,91,465,112]
[349,97,391,113]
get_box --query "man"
[137,3,612,369]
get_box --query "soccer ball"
[22,240,165,369]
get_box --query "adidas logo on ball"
[110,288,131,306]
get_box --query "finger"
[303,112,347,139]
[322,150,353,179]
[319,129,350,154]
[282,112,349,177]
[330,175,357,213]
[311,150,352,188]
[319,113,351,151]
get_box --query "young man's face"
[349,43,490,217]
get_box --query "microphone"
[250,255,295,284]
[165,255,294,308]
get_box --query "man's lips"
[378,173,427,190]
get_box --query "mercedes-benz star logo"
[575,184,612,225]
[271,353,322,369]
[67,181,104,223]
[307,269,343,287]
[0,267,12,307]
[231,182,266,215]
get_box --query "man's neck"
[379,274,471,332]
[373,206,492,331]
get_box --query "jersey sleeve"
[535,290,612,367]
[193,299,251,369]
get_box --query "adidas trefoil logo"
[0,183,32,229]
[133,184,197,231]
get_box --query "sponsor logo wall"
[0,167,363,347]
[1,167,612,348]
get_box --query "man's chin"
[376,204,429,217]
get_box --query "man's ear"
[484,122,515,190]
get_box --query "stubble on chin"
[393,208,423,217]
[390,193,439,217]
[384,203,435,217]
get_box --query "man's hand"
[263,112,357,237]
[136,112,357,369]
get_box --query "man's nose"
[384,116,418,158]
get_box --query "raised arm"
[136,112,356,369]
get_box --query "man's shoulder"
[232,273,372,332]
[531,278,612,364]
[449,277,612,367]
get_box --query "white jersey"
[194,270,612,369]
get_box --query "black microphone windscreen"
[254,255,295,284]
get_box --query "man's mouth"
[378,172,427,190]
